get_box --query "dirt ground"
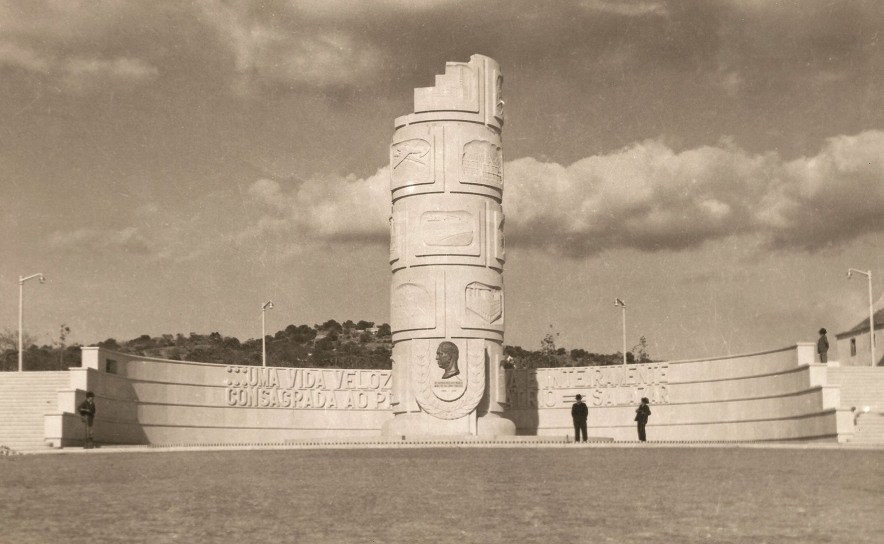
[1,446,881,544]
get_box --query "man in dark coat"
[571,394,588,443]
[818,328,829,363]
[77,392,96,448]
[635,397,651,442]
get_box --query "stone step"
[0,373,70,451]
[851,414,884,444]
[827,369,884,411]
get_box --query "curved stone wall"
[46,348,393,447]
[503,343,853,442]
[45,342,854,447]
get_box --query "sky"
[2,0,884,361]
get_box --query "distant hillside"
[1,319,648,371]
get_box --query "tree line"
[1,321,652,372]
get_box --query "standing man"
[571,394,588,443]
[818,328,829,363]
[77,391,96,449]
[635,397,651,442]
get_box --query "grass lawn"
[1,447,881,544]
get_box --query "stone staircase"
[0,371,70,452]
[828,367,884,444]
[851,412,884,445]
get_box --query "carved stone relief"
[465,282,502,324]
[495,74,504,119]
[391,281,435,331]
[389,213,400,263]
[412,338,485,419]
[495,213,506,263]
[420,211,474,246]
[462,140,503,189]
[414,63,479,113]
[391,138,433,189]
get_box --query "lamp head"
[847,270,852,279]
[38,275,45,284]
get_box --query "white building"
[835,308,884,366]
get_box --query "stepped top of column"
[395,54,504,131]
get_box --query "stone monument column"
[381,55,516,437]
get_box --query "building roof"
[836,308,884,339]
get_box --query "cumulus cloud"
[48,227,153,255]
[505,130,884,256]
[232,130,884,259]
[240,168,391,247]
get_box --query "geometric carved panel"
[414,63,479,114]
[494,74,504,122]
[465,282,502,324]
[391,138,433,189]
[421,211,474,246]
[392,281,435,331]
[462,140,502,190]
[494,212,505,264]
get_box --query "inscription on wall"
[224,366,392,410]
[506,364,670,409]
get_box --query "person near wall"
[571,394,588,443]
[818,328,829,363]
[635,397,651,442]
[77,391,96,449]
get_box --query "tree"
[377,323,391,337]
[0,328,37,352]
[318,319,343,333]
[356,320,375,331]
[540,325,560,368]
[631,336,652,364]
[98,338,120,349]
[55,324,71,365]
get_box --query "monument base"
[381,411,516,437]
[476,413,517,437]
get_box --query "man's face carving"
[435,341,460,379]
[436,346,451,369]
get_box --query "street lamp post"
[261,300,273,367]
[614,298,626,366]
[848,268,875,366]
[18,273,45,372]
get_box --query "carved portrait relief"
[412,338,486,413]
[436,341,460,379]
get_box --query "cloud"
[43,129,882,263]
[581,0,668,17]
[62,57,159,92]
[504,130,884,256]
[240,168,391,248]
[0,41,52,73]
[47,227,154,255]
[231,130,884,259]
[195,0,383,91]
